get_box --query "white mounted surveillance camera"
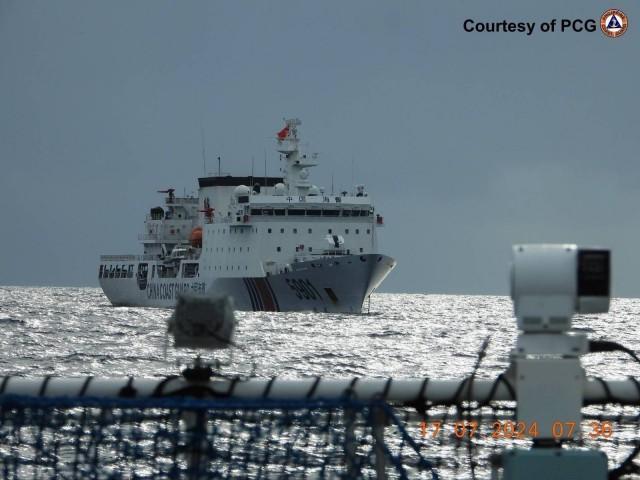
[510,244,610,332]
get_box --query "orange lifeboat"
[189,226,203,248]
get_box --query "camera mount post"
[166,293,237,478]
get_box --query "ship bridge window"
[99,265,104,278]
[277,247,281,252]
[322,210,340,217]
[367,229,371,234]
[274,209,285,216]
[280,228,284,233]
[251,209,262,215]
[128,265,134,278]
[306,209,321,216]
[262,209,273,215]
[288,209,304,216]
[182,263,199,278]
[355,229,359,234]
[150,207,164,220]
[342,210,351,217]
[308,228,312,234]
[293,228,297,234]
[268,228,272,233]
[238,196,249,203]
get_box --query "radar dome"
[274,183,286,195]
[233,185,251,197]
[308,185,320,196]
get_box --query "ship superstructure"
[99,119,396,312]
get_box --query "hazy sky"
[1,1,638,296]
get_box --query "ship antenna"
[200,125,207,176]
[251,156,254,186]
[351,156,355,194]
[218,156,221,177]
[264,149,267,186]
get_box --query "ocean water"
[1,286,640,380]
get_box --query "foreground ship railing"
[0,392,429,479]
[1,376,640,479]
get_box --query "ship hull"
[99,254,395,313]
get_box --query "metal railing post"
[373,404,387,480]
[345,405,357,477]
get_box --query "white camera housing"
[510,244,610,332]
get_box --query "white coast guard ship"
[98,119,396,312]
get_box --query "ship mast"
[276,118,318,195]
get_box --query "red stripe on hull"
[254,278,277,311]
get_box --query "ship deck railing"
[100,254,159,262]
[164,196,199,205]
[1,375,639,479]
[138,232,188,242]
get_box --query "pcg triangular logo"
[600,9,628,38]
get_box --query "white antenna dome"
[274,183,286,195]
[308,185,320,196]
[233,185,251,197]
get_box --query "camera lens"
[577,249,610,297]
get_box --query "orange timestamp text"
[419,420,614,440]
